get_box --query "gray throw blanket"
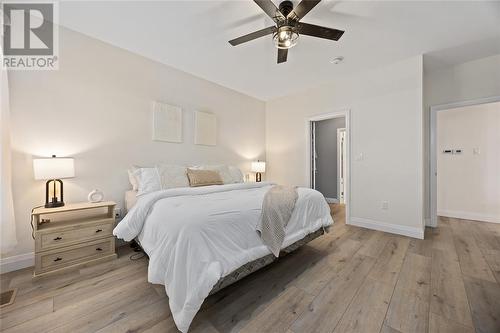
[256,185,298,257]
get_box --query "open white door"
[337,128,346,204]
[311,121,317,189]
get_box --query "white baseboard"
[0,252,34,274]
[325,197,340,204]
[438,210,500,224]
[349,217,424,239]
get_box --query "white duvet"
[113,182,332,332]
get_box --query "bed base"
[209,227,326,295]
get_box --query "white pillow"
[127,165,141,191]
[133,167,161,196]
[156,164,189,189]
[228,166,244,183]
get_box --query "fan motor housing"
[279,0,294,17]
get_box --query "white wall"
[437,102,500,223]
[4,27,266,264]
[425,54,500,107]
[266,56,424,238]
[423,54,500,222]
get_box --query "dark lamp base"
[45,179,65,208]
[45,200,65,208]
[256,172,262,182]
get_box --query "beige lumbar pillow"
[186,169,223,187]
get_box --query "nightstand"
[32,201,117,277]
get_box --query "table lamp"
[33,155,75,208]
[251,160,266,182]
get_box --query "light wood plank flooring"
[1,205,499,333]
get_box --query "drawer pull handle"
[96,247,103,251]
[95,229,103,233]
[54,257,62,262]
[53,236,62,241]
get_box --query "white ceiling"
[59,1,500,100]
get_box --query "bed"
[114,181,332,332]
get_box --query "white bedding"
[113,182,332,332]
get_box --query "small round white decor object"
[88,189,104,203]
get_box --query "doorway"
[307,110,351,223]
[429,96,500,227]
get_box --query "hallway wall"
[315,117,346,200]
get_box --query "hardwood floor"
[1,205,499,333]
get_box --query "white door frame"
[337,128,346,204]
[311,121,317,189]
[306,109,351,224]
[429,95,500,227]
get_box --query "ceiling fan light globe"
[273,26,299,49]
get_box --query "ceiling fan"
[229,0,344,64]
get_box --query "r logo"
[3,3,54,56]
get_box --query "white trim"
[337,128,346,204]
[306,109,351,225]
[438,210,500,224]
[430,96,500,113]
[311,121,316,189]
[0,252,34,274]
[325,197,339,204]
[429,107,437,228]
[350,217,424,239]
[308,110,348,122]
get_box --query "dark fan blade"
[287,0,321,21]
[254,0,285,22]
[229,26,276,46]
[298,22,344,41]
[277,48,288,64]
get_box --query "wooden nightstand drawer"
[37,219,114,251]
[36,238,115,273]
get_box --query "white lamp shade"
[33,157,75,180]
[251,161,266,173]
